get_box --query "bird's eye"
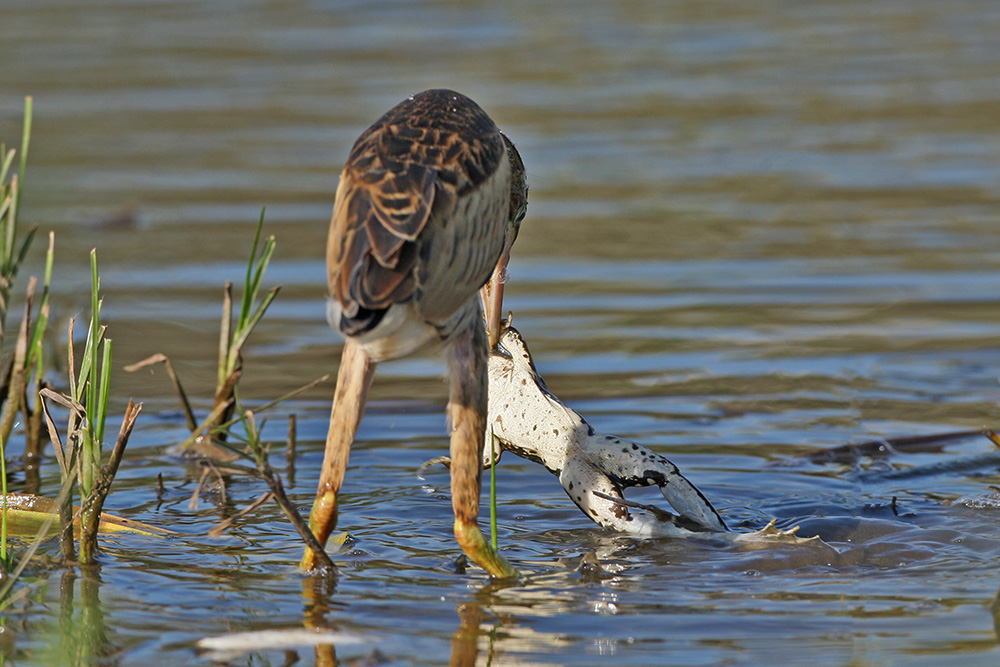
[513,204,527,224]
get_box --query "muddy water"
[3,0,1000,664]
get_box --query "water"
[3,0,1000,664]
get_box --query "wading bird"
[301,89,527,578]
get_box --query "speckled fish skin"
[486,326,728,536]
[326,89,523,362]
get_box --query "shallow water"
[3,0,1000,665]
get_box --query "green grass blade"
[66,319,78,400]
[75,321,96,403]
[246,236,276,307]
[5,175,17,272]
[238,210,266,333]
[26,233,54,369]
[0,146,12,185]
[95,339,112,445]
[489,429,498,551]
[78,429,93,499]
[17,97,32,187]
[86,251,100,437]
[217,282,233,389]
[6,96,31,273]
[227,287,280,369]
[13,225,37,275]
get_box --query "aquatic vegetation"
[39,250,142,565]
[126,210,280,451]
[215,408,335,569]
[212,210,279,439]
[0,98,48,500]
[0,98,50,577]
[0,493,171,539]
[0,103,147,661]
[11,233,54,489]
[0,96,37,333]
[0,232,53,569]
[124,213,336,566]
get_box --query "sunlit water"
[3,1,1000,665]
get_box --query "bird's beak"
[482,226,515,351]
[484,131,526,352]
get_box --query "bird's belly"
[328,298,476,362]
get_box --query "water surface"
[3,1,1000,665]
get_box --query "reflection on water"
[3,0,1000,664]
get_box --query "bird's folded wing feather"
[327,102,505,335]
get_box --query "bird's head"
[483,133,528,350]
[503,132,528,247]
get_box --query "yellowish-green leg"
[447,321,518,579]
[300,338,375,571]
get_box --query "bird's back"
[327,89,511,352]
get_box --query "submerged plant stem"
[79,400,141,564]
[241,410,336,572]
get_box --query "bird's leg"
[447,321,518,579]
[300,338,375,571]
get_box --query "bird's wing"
[327,158,434,334]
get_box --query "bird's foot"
[454,519,518,580]
[300,490,339,572]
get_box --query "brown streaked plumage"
[302,89,526,578]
